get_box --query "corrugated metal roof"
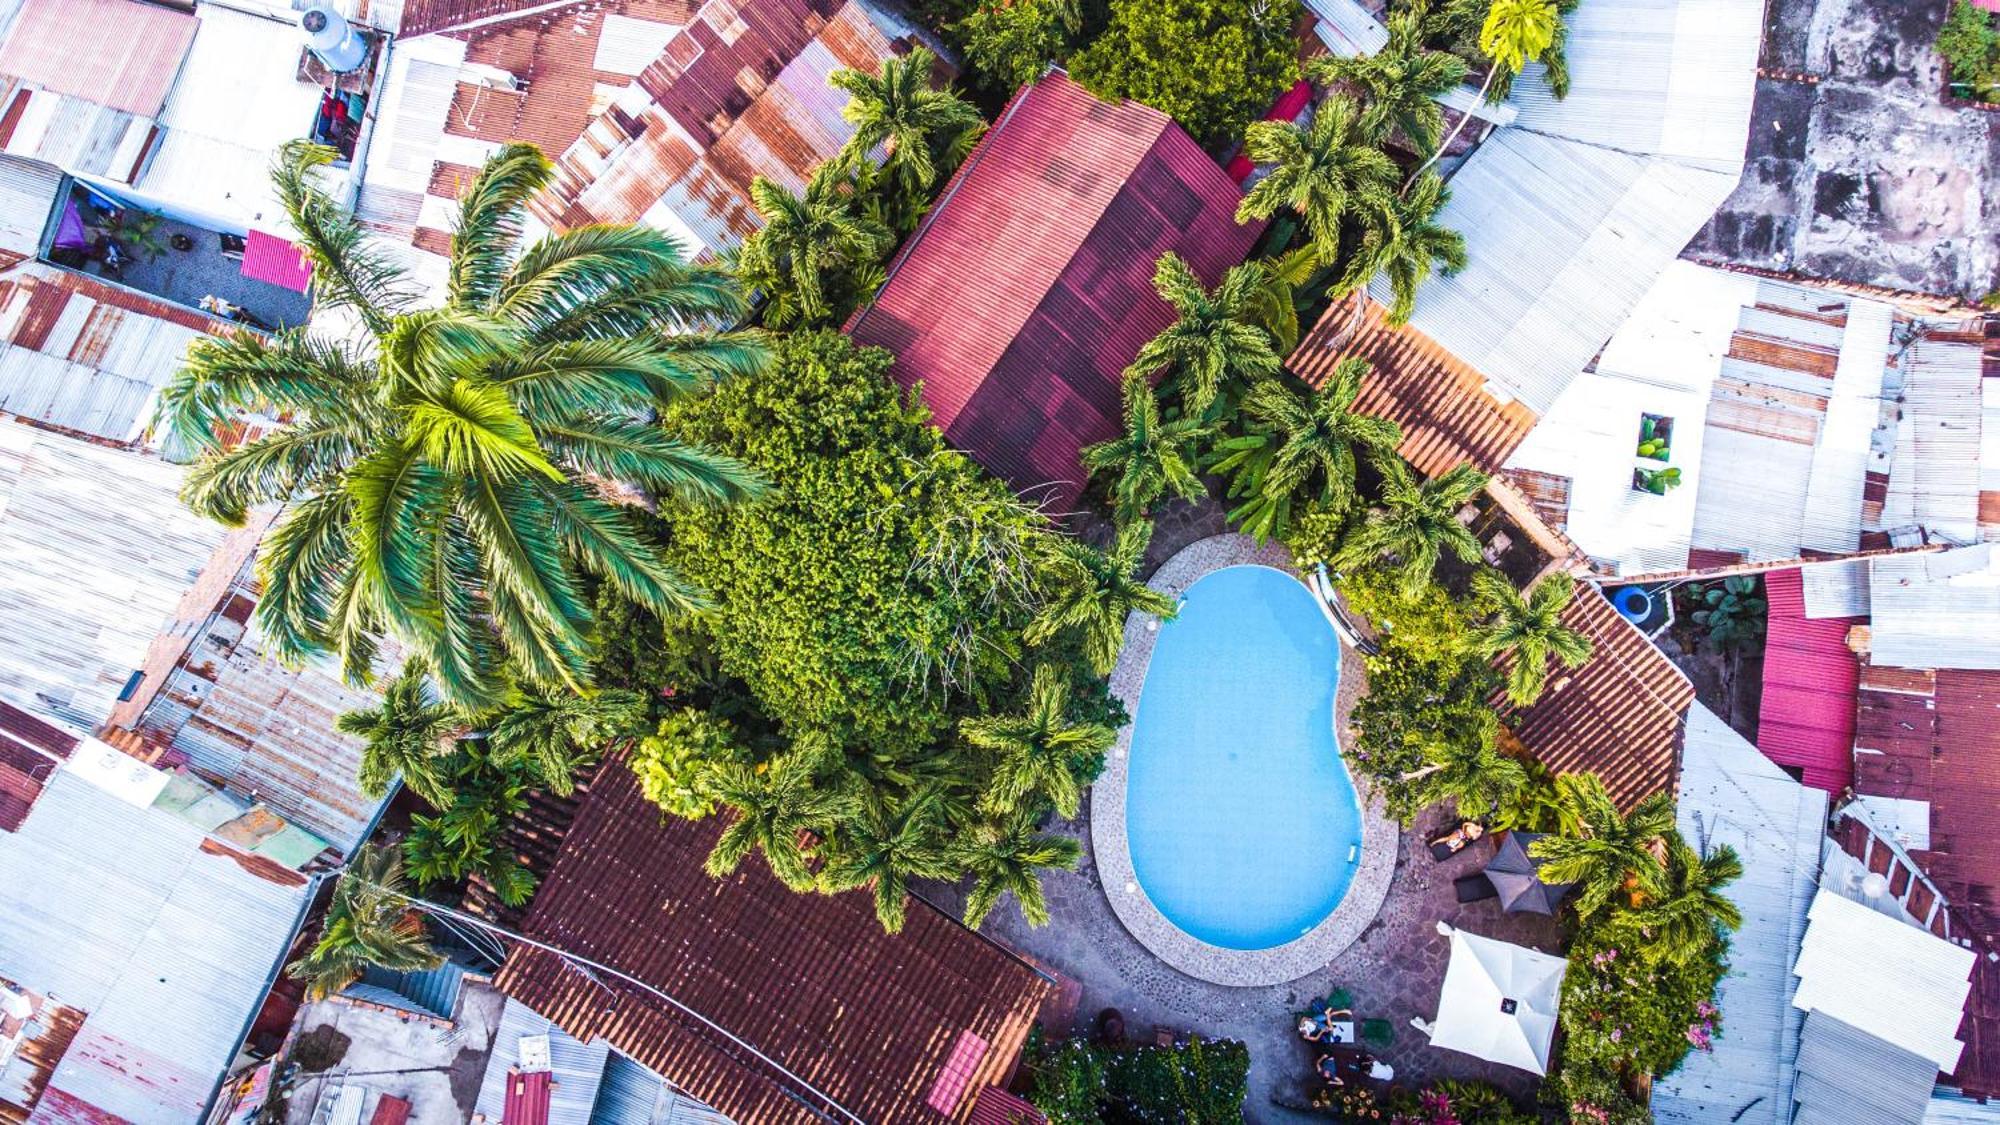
[0,153,57,256]
[1304,0,1386,57]
[591,1051,732,1125]
[1879,331,1986,544]
[0,0,196,117]
[0,766,306,1121]
[1389,0,1759,415]
[1793,887,1974,1072]
[1869,546,2000,670]
[1757,568,1859,793]
[0,88,150,180]
[1290,297,1537,478]
[493,754,1052,1125]
[849,72,1263,510]
[1654,702,1827,1125]
[473,997,612,1125]
[1792,1008,1941,1125]
[1492,581,1694,810]
[1801,556,1872,618]
[0,420,226,730]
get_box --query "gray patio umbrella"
[1482,832,1575,915]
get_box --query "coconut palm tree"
[831,46,985,195]
[1334,459,1488,592]
[705,754,854,891]
[1411,711,1528,819]
[159,142,767,713]
[1310,10,1469,153]
[1528,773,1675,921]
[1472,570,1594,707]
[953,809,1083,928]
[961,665,1116,819]
[335,668,465,807]
[1421,0,1559,173]
[1606,834,1743,965]
[1026,520,1178,675]
[1242,246,1321,355]
[1235,96,1399,266]
[1341,171,1466,327]
[286,843,442,999]
[1129,253,1286,419]
[820,788,957,933]
[734,163,890,327]
[486,688,648,796]
[1081,373,1214,524]
[1214,357,1403,543]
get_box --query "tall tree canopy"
[1070,0,1300,145]
[161,141,767,711]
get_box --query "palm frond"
[271,140,413,332]
[447,142,554,312]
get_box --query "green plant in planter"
[1633,465,1680,494]
[1636,414,1672,461]
[1689,576,1766,652]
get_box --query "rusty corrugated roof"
[492,754,1052,1125]
[1492,581,1694,810]
[0,0,196,116]
[1288,298,1539,478]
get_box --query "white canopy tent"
[1414,922,1568,1075]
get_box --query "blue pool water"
[1125,564,1360,950]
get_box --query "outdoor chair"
[1454,873,1499,904]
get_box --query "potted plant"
[1636,414,1673,461]
[1632,466,1681,494]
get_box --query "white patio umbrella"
[1412,921,1567,1075]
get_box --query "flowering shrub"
[1559,927,1727,1079]
[1313,1079,1533,1124]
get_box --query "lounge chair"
[1454,873,1498,904]
[1428,821,1484,860]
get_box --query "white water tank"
[301,2,366,74]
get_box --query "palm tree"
[486,688,648,796]
[831,46,985,194]
[1334,459,1488,592]
[819,788,957,933]
[705,754,854,891]
[1409,711,1528,819]
[1130,253,1285,419]
[1310,10,1469,154]
[1216,358,1403,543]
[1026,520,1178,675]
[733,163,890,327]
[1607,834,1743,965]
[1242,246,1321,355]
[1234,96,1399,266]
[961,665,1116,819]
[1421,0,1559,172]
[1472,570,1594,707]
[1341,172,1466,327]
[286,844,442,999]
[159,142,766,713]
[952,809,1083,928]
[336,669,465,807]
[1081,373,1213,524]
[1528,773,1675,921]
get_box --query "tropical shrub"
[1677,575,1766,652]
[630,708,747,818]
[1069,0,1300,145]
[400,745,540,907]
[1560,923,1728,1081]
[1207,358,1402,544]
[286,844,442,999]
[955,0,1078,93]
[1940,0,2000,101]
[1318,1079,1535,1123]
[1029,1035,1251,1124]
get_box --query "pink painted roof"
[241,231,312,294]
[0,0,195,116]
[849,73,1265,509]
[1756,568,1859,793]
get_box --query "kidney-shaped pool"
[1125,564,1362,950]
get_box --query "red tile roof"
[1851,667,2000,1097]
[848,72,1265,510]
[369,1093,413,1125]
[492,754,1053,1125]
[1756,568,1859,793]
[969,1085,1047,1125]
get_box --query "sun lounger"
[1454,873,1498,904]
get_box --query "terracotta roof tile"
[493,754,1052,1125]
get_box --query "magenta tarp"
[241,230,312,293]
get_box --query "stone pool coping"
[1090,532,1398,987]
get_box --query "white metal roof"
[1868,545,2000,670]
[1792,1008,1942,1125]
[1391,0,1760,416]
[0,766,306,1121]
[1878,332,1985,545]
[1792,887,1974,1072]
[1654,702,1828,1125]
[1800,556,1872,618]
[473,997,613,1125]
[0,153,59,256]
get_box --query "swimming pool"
[1124,564,1362,951]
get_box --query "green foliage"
[1320,459,1488,594]
[955,0,1078,94]
[1471,569,1593,706]
[286,844,442,999]
[1310,10,1468,153]
[1528,774,1675,921]
[1321,1078,1535,1123]
[631,708,747,818]
[1559,922,1728,1081]
[1131,253,1286,420]
[1083,373,1215,523]
[1028,519,1179,676]
[1547,1066,1654,1125]
[401,744,540,907]
[1678,575,1766,652]
[1940,0,2000,101]
[1030,1036,1251,1124]
[162,141,767,712]
[1207,357,1402,544]
[1070,0,1300,145]
[1234,96,1398,268]
[733,165,892,329]
[1633,465,1681,494]
[832,47,986,197]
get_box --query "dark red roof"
[369,1093,413,1125]
[1852,668,2000,1097]
[0,699,74,832]
[1756,568,1859,793]
[492,754,1053,1125]
[968,1085,1047,1125]
[1226,80,1313,182]
[849,73,1265,510]
[500,1071,550,1125]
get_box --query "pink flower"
[1686,1023,1714,1051]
